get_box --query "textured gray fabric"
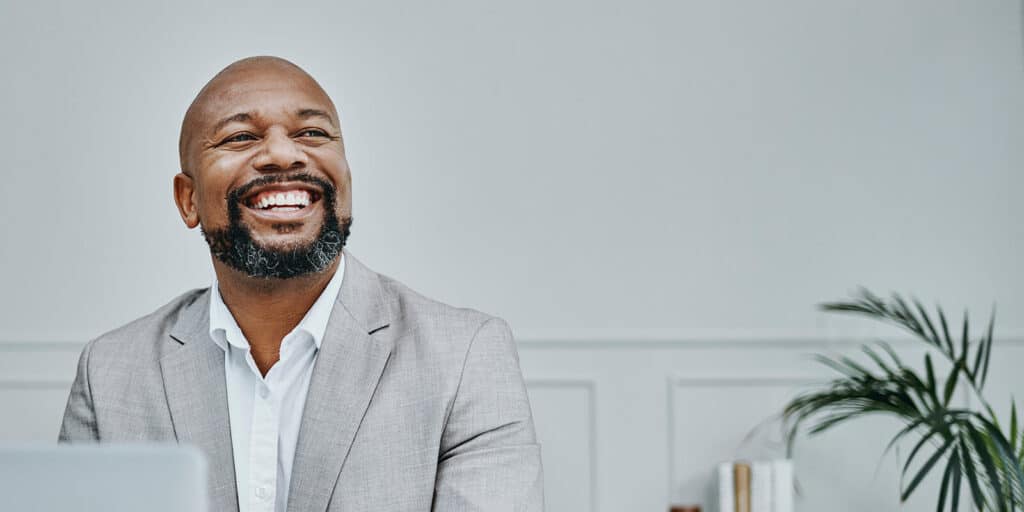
[59,250,544,511]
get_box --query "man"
[59,56,544,512]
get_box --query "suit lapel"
[287,251,395,512]
[162,291,239,512]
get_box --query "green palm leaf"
[783,290,1022,511]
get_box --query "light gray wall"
[2,0,1021,342]
[3,2,1023,511]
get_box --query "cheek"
[194,154,251,218]
[193,178,233,223]
[318,156,352,213]
[332,179,352,217]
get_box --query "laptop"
[0,444,208,512]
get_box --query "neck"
[213,256,341,375]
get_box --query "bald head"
[178,56,340,174]
[171,55,353,282]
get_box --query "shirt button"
[259,385,270,399]
[255,486,271,500]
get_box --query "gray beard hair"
[201,172,351,279]
[202,216,350,279]
[233,226,344,278]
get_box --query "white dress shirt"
[208,255,345,512]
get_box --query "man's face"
[175,61,352,278]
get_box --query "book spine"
[750,461,772,512]
[734,462,751,512]
[718,463,735,512]
[770,459,794,512]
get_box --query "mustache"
[226,173,336,204]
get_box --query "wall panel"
[2,338,1021,511]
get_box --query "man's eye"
[298,129,329,138]
[222,133,257,144]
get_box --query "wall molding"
[518,337,1024,349]
[0,380,71,390]
[515,327,1024,344]
[665,375,821,504]
[525,378,599,512]
[5,337,1023,388]
[0,341,85,351]
[5,327,1024,349]
[7,338,1024,351]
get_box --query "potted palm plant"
[782,289,1024,510]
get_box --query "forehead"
[195,70,337,131]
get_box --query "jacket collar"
[170,249,391,345]
[164,249,395,512]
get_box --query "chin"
[253,234,321,254]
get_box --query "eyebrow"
[209,108,337,134]
[210,112,254,134]
[296,108,338,127]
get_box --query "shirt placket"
[249,380,279,512]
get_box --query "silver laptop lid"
[0,444,208,512]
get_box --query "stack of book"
[717,459,793,512]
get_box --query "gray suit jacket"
[59,251,544,511]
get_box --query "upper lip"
[240,182,323,207]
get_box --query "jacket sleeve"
[59,339,99,442]
[433,317,544,511]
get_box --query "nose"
[252,129,308,172]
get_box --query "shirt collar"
[208,253,347,352]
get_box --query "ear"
[173,172,200,229]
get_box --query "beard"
[201,173,351,279]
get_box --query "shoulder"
[374,271,514,356]
[84,288,208,363]
[366,269,525,411]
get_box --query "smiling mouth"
[243,186,323,213]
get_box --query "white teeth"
[253,190,312,209]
